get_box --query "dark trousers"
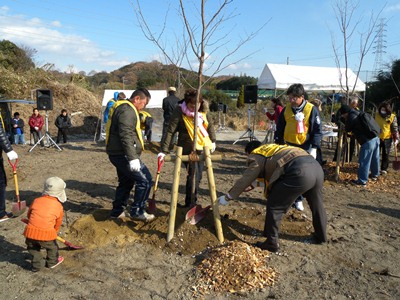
[264,156,327,246]
[56,128,68,143]
[108,155,152,217]
[161,121,177,151]
[25,238,59,269]
[183,160,204,206]
[31,130,44,146]
[380,138,392,171]
[0,161,7,218]
[144,117,153,142]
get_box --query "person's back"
[163,87,180,121]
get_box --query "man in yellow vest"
[218,141,327,252]
[139,110,153,143]
[106,88,154,222]
[275,83,322,211]
[375,101,399,174]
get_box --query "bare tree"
[132,0,268,205]
[331,0,386,181]
[331,0,385,103]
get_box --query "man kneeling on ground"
[218,141,327,252]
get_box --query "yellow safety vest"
[252,143,293,157]
[283,102,313,145]
[375,113,395,140]
[182,112,212,150]
[139,111,152,130]
[105,100,144,149]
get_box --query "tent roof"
[257,63,366,92]
[102,90,167,108]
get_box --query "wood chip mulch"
[192,240,278,295]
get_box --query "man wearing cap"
[106,88,154,221]
[339,104,380,186]
[23,177,67,271]
[161,87,180,150]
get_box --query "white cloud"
[385,4,400,12]
[51,20,62,27]
[0,11,126,72]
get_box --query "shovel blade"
[11,201,27,216]
[185,204,203,220]
[187,205,211,225]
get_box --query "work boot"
[255,240,279,253]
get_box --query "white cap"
[43,177,67,203]
[167,86,176,92]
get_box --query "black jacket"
[162,95,180,122]
[345,109,373,145]
[0,125,13,156]
[55,115,71,130]
[11,118,24,134]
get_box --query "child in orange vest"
[23,177,66,272]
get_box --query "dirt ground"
[1,129,400,299]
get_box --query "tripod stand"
[233,104,258,145]
[29,111,62,152]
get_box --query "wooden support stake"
[335,124,344,182]
[204,146,224,243]
[167,146,182,242]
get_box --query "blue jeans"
[14,134,26,145]
[108,155,152,217]
[358,137,380,184]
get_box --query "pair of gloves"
[157,142,217,162]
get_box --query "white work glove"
[263,107,268,114]
[129,159,141,172]
[395,139,399,146]
[34,126,39,131]
[6,150,18,160]
[218,195,231,206]
[309,148,317,159]
[157,152,166,161]
[211,142,216,153]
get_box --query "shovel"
[21,219,83,250]
[8,159,26,216]
[148,156,164,214]
[393,144,400,171]
[185,204,211,225]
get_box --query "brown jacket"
[160,106,216,155]
[228,147,309,199]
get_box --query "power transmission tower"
[372,18,387,78]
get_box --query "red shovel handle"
[8,158,19,172]
[157,156,164,172]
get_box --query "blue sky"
[1,0,400,82]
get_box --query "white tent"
[102,89,166,108]
[257,63,366,92]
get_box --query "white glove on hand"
[129,159,141,172]
[6,150,18,160]
[211,142,216,153]
[395,139,399,146]
[218,195,229,206]
[263,107,268,114]
[309,148,317,159]
[157,152,166,161]
[34,126,39,131]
